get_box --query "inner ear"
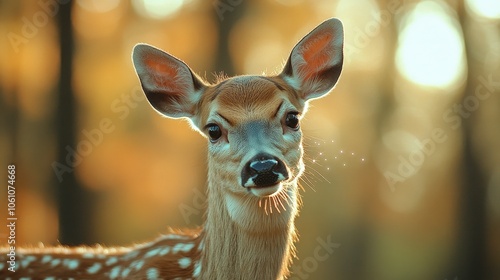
[149,63,190,94]
[132,44,205,119]
[281,18,344,101]
[296,32,336,80]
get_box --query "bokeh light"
[131,0,185,19]
[466,0,500,20]
[395,1,466,89]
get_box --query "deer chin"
[248,183,282,197]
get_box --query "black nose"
[249,158,278,174]
[241,153,288,188]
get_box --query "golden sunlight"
[132,0,184,19]
[395,1,466,90]
[466,0,500,20]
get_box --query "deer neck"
[200,176,299,280]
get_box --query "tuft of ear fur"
[281,18,344,101]
[132,44,206,119]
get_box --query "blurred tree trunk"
[2,72,18,166]
[0,2,19,168]
[458,129,487,280]
[455,2,487,279]
[212,0,247,78]
[55,0,95,246]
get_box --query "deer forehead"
[201,76,301,125]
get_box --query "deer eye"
[207,124,222,142]
[285,112,300,130]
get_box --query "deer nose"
[241,153,288,188]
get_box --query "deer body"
[1,19,343,279]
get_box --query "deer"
[0,18,343,279]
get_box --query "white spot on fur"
[146,267,160,280]
[19,277,31,280]
[41,255,52,264]
[178,257,191,269]
[0,262,3,270]
[105,257,118,266]
[122,250,139,261]
[131,259,145,271]
[121,267,131,277]
[44,277,55,280]
[173,243,194,254]
[63,259,79,270]
[159,246,170,256]
[144,247,162,258]
[109,265,121,279]
[193,261,201,277]
[21,256,36,268]
[87,262,102,274]
[50,258,61,267]
[82,252,95,258]
[161,233,189,240]
[20,260,29,269]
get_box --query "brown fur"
[0,230,203,279]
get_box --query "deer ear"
[281,18,344,101]
[132,44,205,119]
